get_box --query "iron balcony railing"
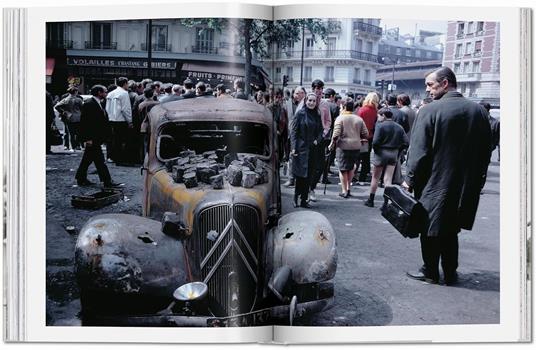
[84,41,117,50]
[274,50,381,63]
[191,46,218,54]
[141,43,172,52]
[46,40,73,49]
[353,21,382,36]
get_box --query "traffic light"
[282,75,289,87]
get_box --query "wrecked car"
[75,97,337,326]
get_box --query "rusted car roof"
[149,97,271,127]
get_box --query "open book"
[2,1,531,344]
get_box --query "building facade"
[443,21,500,107]
[270,18,383,96]
[46,20,268,95]
[376,60,442,104]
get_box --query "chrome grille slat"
[196,204,261,317]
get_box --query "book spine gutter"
[3,7,28,342]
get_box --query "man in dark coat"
[404,67,491,285]
[75,85,121,187]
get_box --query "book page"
[18,2,280,343]
[272,4,527,344]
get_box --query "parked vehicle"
[75,97,337,326]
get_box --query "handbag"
[381,185,426,238]
[50,123,63,146]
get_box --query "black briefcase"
[381,185,426,238]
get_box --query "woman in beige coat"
[328,97,369,198]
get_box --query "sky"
[379,19,448,36]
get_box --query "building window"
[472,61,481,73]
[463,61,470,73]
[364,69,371,85]
[327,37,337,57]
[325,66,334,82]
[353,68,361,83]
[455,44,463,57]
[406,48,411,56]
[454,63,461,73]
[426,51,432,58]
[476,21,485,33]
[465,42,473,54]
[474,40,482,53]
[275,67,281,81]
[150,25,168,51]
[415,49,421,57]
[396,47,401,55]
[286,66,294,82]
[457,22,465,36]
[90,22,112,49]
[366,41,373,53]
[467,22,474,33]
[305,38,314,57]
[304,66,312,81]
[195,27,215,53]
[356,38,363,51]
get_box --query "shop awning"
[46,58,55,76]
[181,62,243,77]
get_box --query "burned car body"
[75,98,337,326]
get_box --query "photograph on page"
[44,13,502,331]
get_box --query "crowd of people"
[45,66,501,286]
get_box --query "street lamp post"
[300,23,305,86]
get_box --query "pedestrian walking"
[46,90,56,154]
[105,77,133,164]
[54,85,83,151]
[75,85,121,187]
[397,94,417,140]
[328,97,368,198]
[283,85,306,187]
[321,88,340,185]
[364,107,409,207]
[355,92,379,185]
[308,79,332,202]
[267,88,288,163]
[404,67,492,285]
[290,92,323,208]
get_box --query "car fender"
[75,214,189,298]
[265,211,337,284]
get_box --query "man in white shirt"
[105,76,132,164]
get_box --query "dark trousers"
[65,121,81,149]
[294,176,309,204]
[75,143,112,184]
[309,142,324,191]
[357,142,372,182]
[420,232,459,281]
[109,121,129,163]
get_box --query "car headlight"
[173,282,208,301]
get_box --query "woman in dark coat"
[290,93,323,208]
[364,107,409,207]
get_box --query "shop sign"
[186,71,242,82]
[67,58,176,70]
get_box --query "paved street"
[45,147,500,327]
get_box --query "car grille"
[195,204,261,317]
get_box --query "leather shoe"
[364,198,374,207]
[444,272,459,286]
[406,270,439,284]
[338,192,347,198]
[300,201,312,208]
[283,180,295,187]
[103,181,124,188]
[77,179,94,186]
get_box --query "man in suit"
[404,67,491,285]
[75,85,122,187]
[181,78,197,99]
[233,78,248,100]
